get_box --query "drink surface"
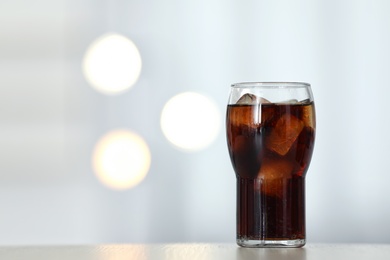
[226,102,315,242]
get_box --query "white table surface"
[0,243,389,259]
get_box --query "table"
[0,243,389,259]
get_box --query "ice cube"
[228,104,259,127]
[301,103,315,128]
[229,94,271,126]
[236,93,270,105]
[257,158,295,197]
[277,99,298,104]
[236,93,257,104]
[265,114,304,156]
[298,98,311,104]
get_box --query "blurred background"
[1,0,390,245]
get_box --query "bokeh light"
[82,33,142,95]
[92,130,151,190]
[160,92,221,151]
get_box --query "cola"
[226,100,315,246]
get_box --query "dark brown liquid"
[226,102,315,241]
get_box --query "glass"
[226,82,316,247]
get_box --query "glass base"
[237,238,305,248]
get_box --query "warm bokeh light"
[82,33,142,95]
[92,130,151,190]
[160,92,221,151]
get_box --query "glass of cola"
[226,82,316,247]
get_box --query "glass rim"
[231,82,311,89]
